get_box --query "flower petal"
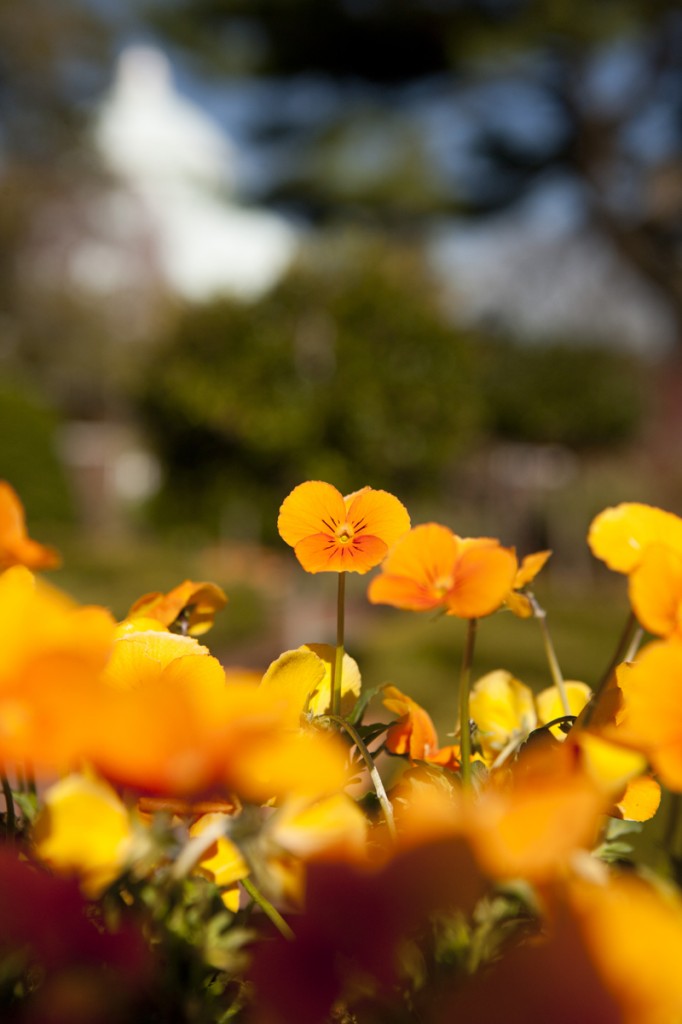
[260,648,327,724]
[382,685,440,760]
[379,523,459,589]
[344,487,411,550]
[536,681,591,737]
[294,532,387,573]
[629,543,682,638]
[0,481,61,571]
[613,774,661,822]
[33,773,134,897]
[367,572,443,611]
[277,481,346,548]
[588,502,682,574]
[513,549,552,588]
[128,580,228,636]
[470,670,536,757]
[445,540,518,619]
[301,643,362,716]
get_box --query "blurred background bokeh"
[2,0,682,729]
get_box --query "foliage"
[0,380,74,526]
[136,237,648,538]
[137,240,481,537]
[480,338,646,448]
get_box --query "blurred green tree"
[137,239,480,537]
[481,340,645,448]
[0,378,75,526]
[137,236,646,539]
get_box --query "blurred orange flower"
[88,654,350,801]
[466,742,607,883]
[278,481,410,574]
[438,875,682,1024]
[0,566,115,769]
[0,481,60,571]
[629,542,682,638]
[127,580,228,636]
[613,639,682,791]
[367,523,517,618]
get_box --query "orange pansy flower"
[0,481,60,571]
[382,686,460,769]
[127,580,228,636]
[367,523,517,618]
[278,481,410,574]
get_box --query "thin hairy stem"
[529,594,570,717]
[458,618,478,789]
[331,572,346,717]
[326,714,396,839]
[242,877,295,940]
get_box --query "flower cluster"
[2,481,682,1023]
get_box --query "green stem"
[1,772,15,841]
[458,618,478,790]
[241,876,295,940]
[331,572,346,717]
[327,714,396,839]
[581,610,639,730]
[529,594,570,717]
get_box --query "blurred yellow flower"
[191,794,368,909]
[470,670,537,762]
[629,542,682,638]
[0,566,115,770]
[467,670,657,821]
[260,644,361,722]
[189,813,249,912]
[33,773,136,897]
[470,670,590,763]
[102,627,212,691]
[613,639,682,791]
[588,502,682,574]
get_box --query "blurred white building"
[80,43,298,304]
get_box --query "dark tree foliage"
[145,0,682,339]
[137,242,481,536]
[137,239,645,538]
[480,340,646,448]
